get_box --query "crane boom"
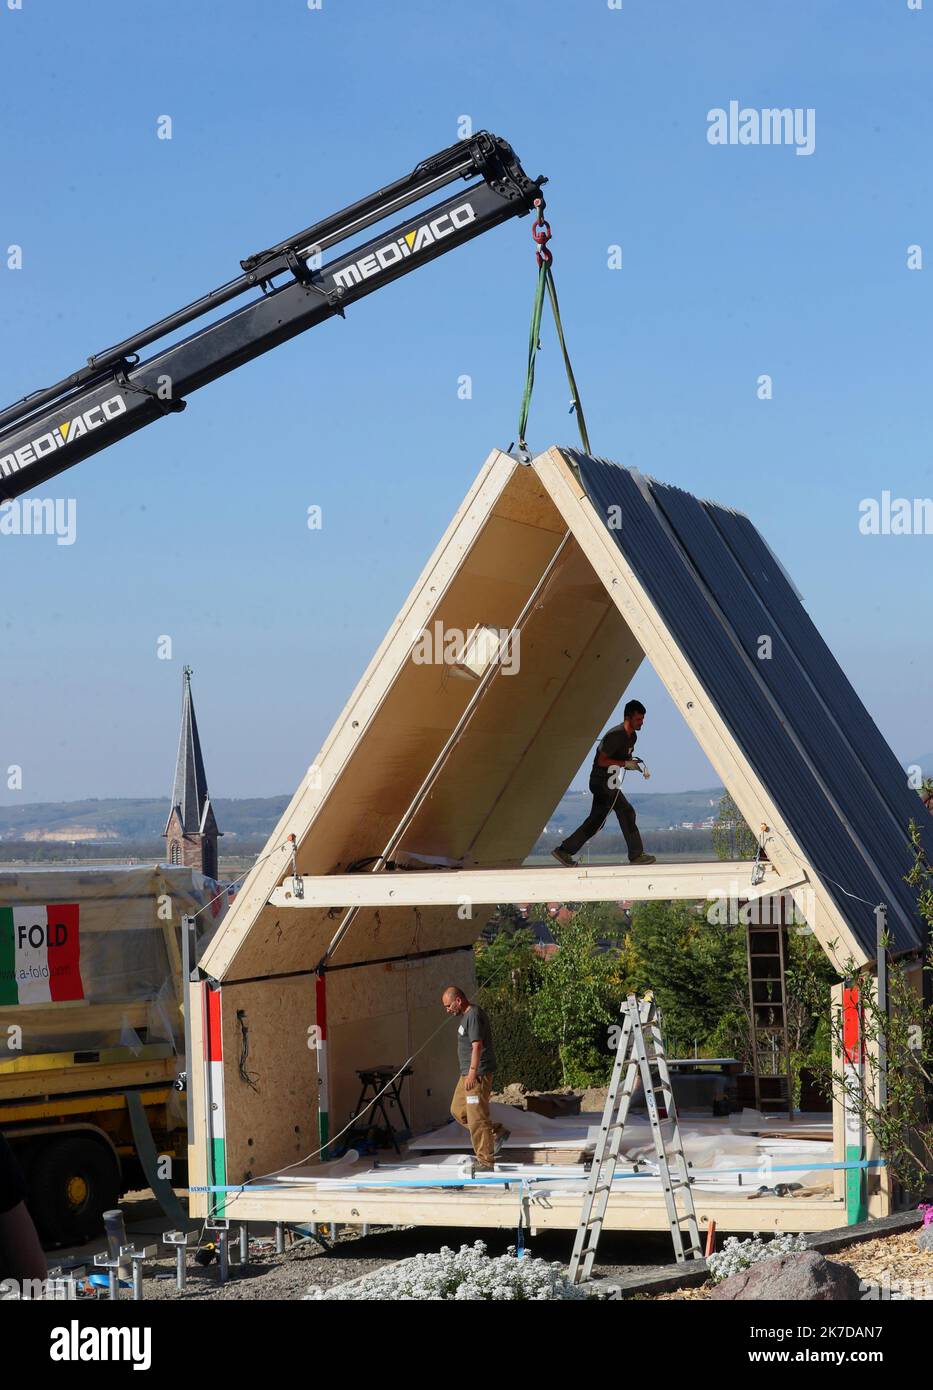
[0,132,543,501]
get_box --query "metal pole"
[218,1230,229,1284]
[778,895,793,1121]
[181,914,196,1138]
[315,971,330,1160]
[239,1224,248,1266]
[103,1209,126,1299]
[275,1223,285,1255]
[876,904,888,1113]
[176,1246,186,1293]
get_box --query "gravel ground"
[62,1217,675,1301]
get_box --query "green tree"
[475,926,541,1008]
[490,904,526,937]
[712,791,758,862]
[573,899,629,944]
[628,899,742,1055]
[529,908,632,1086]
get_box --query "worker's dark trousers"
[558,777,644,862]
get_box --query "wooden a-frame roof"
[199,447,929,984]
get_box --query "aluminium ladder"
[569,994,703,1284]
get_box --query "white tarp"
[0,863,235,1055]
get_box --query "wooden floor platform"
[203,1179,846,1235]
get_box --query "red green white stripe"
[842,985,867,1224]
[0,904,82,1006]
[203,982,227,1217]
[316,972,329,1160]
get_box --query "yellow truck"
[0,864,232,1245]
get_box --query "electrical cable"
[206,926,546,1217]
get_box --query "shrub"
[484,1004,561,1091]
[305,1241,589,1300]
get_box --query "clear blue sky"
[1,0,930,804]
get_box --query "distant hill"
[0,787,724,847]
[0,796,290,845]
[546,786,724,835]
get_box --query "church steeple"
[163,666,221,878]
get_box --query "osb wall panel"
[220,976,317,1185]
[490,463,566,534]
[328,959,408,1025]
[329,1012,411,1138]
[229,903,485,978]
[326,950,474,1135]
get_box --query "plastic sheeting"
[0,863,235,1055]
[405,1104,835,1191]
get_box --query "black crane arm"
[0,132,543,501]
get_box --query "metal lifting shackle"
[531,197,553,267]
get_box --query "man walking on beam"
[552,700,656,867]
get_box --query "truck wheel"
[28,1135,121,1246]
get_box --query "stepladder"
[568,994,703,1284]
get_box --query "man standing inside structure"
[551,700,656,867]
[442,986,509,1171]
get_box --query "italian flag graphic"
[0,904,82,1006]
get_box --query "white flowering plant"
[305,1240,590,1300]
[707,1231,809,1284]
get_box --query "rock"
[580,1086,609,1113]
[709,1251,863,1301]
[491,1083,528,1108]
[917,1225,933,1253]
[491,1084,583,1115]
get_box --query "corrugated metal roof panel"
[709,501,932,853]
[567,449,925,957]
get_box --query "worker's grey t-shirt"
[457,1005,495,1076]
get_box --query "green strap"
[517,262,591,457]
[517,262,547,454]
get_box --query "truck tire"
[28,1135,121,1246]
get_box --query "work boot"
[551,848,576,867]
[630,852,656,865]
[474,1163,495,1172]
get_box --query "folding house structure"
[188,446,930,1236]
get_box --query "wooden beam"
[205,1182,846,1234]
[269,862,806,909]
